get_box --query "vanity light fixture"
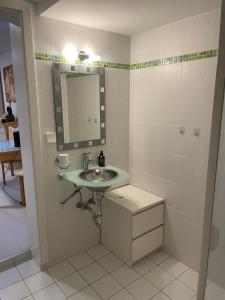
[81,47,101,62]
[79,50,89,61]
[63,44,78,63]
[63,45,100,63]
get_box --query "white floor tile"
[33,283,65,300]
[57,272,88,297]
[111,265,140,287]
[24,271,54,293]
[68,286,101,300]
[0,267,21,290]
[110,289,136,300]
[16,259,40,279]
[178,269,199,291]
[159,257,188,277]
[148,251,169,265]
[98,253,124,272]
[144,266,174,289]
[92,274,122,299]
[163,279,196,300]
[86,244,110,260]
[68,253,94,270]
[205,281,225,300]
[48,260,74,280]
[0,202,29,261]
[132,257,156,275]
[151,292,170,300]
[23,296,34,300]
[127,277,159,300]
[0,280,30,300]
[78,262,107,284]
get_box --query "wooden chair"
[15,170,26,206]
[3,121,19,140]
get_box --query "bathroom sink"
[79,168,118,182]
[61,165,128,192]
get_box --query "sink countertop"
[105,185,164,215]
[60,165,129,190]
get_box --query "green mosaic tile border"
[33,52,130,70]
[131,49,218,70]
[33,49,218,70]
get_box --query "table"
[0,140,21,185]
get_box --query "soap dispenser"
[98,150,105,167]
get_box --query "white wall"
[0,22,17,117]
[32,12,130,266]
[0,22,10,53]
[130,10,220,271]
[9,22,41,264]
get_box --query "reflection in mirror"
[52,63,105,150]
[61,73,100,143]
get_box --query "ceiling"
[40,0,221,36]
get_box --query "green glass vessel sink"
[61,165,129,192]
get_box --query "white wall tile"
[179,60,208,95]
[160,21,185,58]
[176,157,198,188]
[131,27,163,63]
[161,63,183,96]
[209,10,221,50]
[163,207,199,269]
[131,123,160,151]
[158,153,177,182]
[207,58,218,92]
[132,67,163,97]
[130,9,219,273]
[183,13,210,53]
[131,97,162,124]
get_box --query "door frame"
[0,0,48,266]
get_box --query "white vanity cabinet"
[102,185,164,265]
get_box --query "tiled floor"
[0,172,30,262]
[0,245,200,300]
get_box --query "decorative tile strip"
[33,52,130,70]
[33,49,218,70]
[130,49,218,70]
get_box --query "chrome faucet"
[82,152,93,170]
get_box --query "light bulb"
[62,44,78,63]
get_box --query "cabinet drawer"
[132,204,164,238]
[132,226,163,263]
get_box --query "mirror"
[52,63,106,150]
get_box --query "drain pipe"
[61,187,104,227]
[95,191,103,226]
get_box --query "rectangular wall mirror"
[52,63,106,150]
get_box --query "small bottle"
[98,151,105,167]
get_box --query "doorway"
[0,13,30,263]
[0,3,42,267]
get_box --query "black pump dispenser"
[98,151,105,167]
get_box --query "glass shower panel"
[204,89,225,299]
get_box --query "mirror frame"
[52,63,106,151]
